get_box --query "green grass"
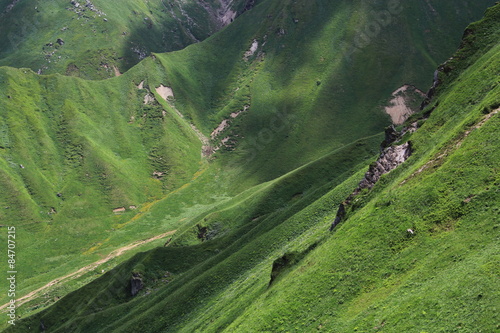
[0,0,253,79]
[0,0,498,332]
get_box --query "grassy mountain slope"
[0,0,497,331]
[0,63,208,318]
[155,0,497,190]
[3,2,499,332]
[0,0,255,79]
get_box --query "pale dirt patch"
[137,80,145,89]
[113,66,121,76]
[211,119,230,139]
[385,85,425,125]
[218,0,236,26]
[213,105,249,139]
[243,40,259,61]
[231,105,249,118]
[156,85,174,101]
[221,9,236,25]
[0,230,177,312]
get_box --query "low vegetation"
[0,0,498,332]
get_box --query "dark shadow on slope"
[269,242,318,286]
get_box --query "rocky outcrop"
[269,243,317,286]
[330,126,414,231]
[197,224,208,241]
[355,142,412,193]
[329,203,345,231]
[420,59,453,110]
[130,273,143,297]
[380,125,399,149]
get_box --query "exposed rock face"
[197,224,208,241]
[356,142,412,193]
[130,273,143,297]
[329,203,345,231]
[381,125,399,149]
[243,0,256,12]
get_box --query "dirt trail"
[0,230,176,311]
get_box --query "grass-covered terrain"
[0,0,255,79]
[0,0,498,331]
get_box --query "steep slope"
[0,0,497,331]
[0,0,256,79]
[224,6,500,331]
[3,2,499,332]
[154,0,497,190]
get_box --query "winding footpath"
[0,230,176,311]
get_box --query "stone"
[130,273,143,296]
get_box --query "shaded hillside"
[2,2,499,332]
[0,0,256,79]
[154,0,497,190]
[0,0,497,331]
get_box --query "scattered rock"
[152,171,164,179]
[130,273,143,297]
[381,125,399,150]
[211,119,230,140]
[243,40,259,61]
[131,46,147,60]
[143,93,155,105]
[5,0,20,13]
[56,38,65,46]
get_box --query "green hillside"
[0,0,498,332]
[0,0,255,79]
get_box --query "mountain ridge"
[0,0,498,331]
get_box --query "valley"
[0,0,498,332]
